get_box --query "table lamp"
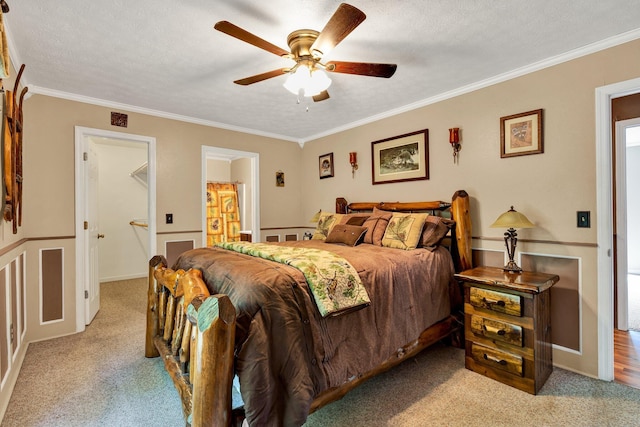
[490,206,535,273]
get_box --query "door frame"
[201,146,260,245]
[74,126,157,332]
[595,77,640,380]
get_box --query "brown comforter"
[173,240,455,426]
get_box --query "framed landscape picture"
[500,109,543,158]
[371,129,429,185]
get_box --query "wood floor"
[614,329,640,389]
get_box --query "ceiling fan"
[214,3,397,102]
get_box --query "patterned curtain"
[206,182,241,246]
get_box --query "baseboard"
[0,341,29,423]
[100,273,146,283]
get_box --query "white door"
[615,118,640,331]
[85,143,100,323]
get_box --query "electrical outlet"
[577,211,590,228]
[166,213,173,224]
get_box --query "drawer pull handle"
[482,297,505,307]
[483,324,506,336]
[483,353,507,366]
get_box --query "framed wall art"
[371,129,429,185]
[319,153,334,179]
[500,109,543,158]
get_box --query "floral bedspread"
[215,241,370,317]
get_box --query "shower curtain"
[206,182,241,246]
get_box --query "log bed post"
[451,190,472,272]
[146,255,166,358]
[189,295,236,427]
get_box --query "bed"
[145,190,472,427]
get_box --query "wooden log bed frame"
[145,190,472,427]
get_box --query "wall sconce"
[449,128,461,163]
[349,152,358,178]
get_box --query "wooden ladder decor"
[1,62,27,233]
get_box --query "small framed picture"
[319,153,334,179]
[275,170,285,187]
[500,109,543,158]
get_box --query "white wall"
[628,144,640,273]
[94,139,149,281]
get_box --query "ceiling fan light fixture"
[283,67,331,97]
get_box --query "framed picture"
[500,109,543,158]
[275,170,285,187]
[319,153,334,179]
[371,129,429,185]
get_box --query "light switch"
[577,211,590,228]
[166,213,173,224]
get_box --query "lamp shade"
[490,206,535,229]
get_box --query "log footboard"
[146,252,462,426]
[145,256,237,427]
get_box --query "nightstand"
[455,266,559,395]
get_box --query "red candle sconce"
[449,128,461,163]
[349,151,358,178]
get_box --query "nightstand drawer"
[470,342,523,377]
[469,315,523,347]
[469,287,522,316]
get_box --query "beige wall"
[302,38,640,376]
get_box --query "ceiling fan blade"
[310,3,366,57]
[234,69,288,86]
[312,91,330,102]
[214,21,290,57]
[326,61,397,78]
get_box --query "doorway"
[595,76,640,381]
[201,146,260,245]
[74,127,157,332]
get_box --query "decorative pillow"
[340,213,370,226]
[311,212,344,240]
[325,224,367,246]
[420,216,454,248]
[381,212,429,250]
[361,207,393,245]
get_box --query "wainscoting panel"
[10,260,17,357]
[521,253,581,352]
[471,249,504,269]
[19,253,25,339]
[0,266,6,385]
[40,248,64,324]
[165,240,195,268]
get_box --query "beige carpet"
[2,278,640,426]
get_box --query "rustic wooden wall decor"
[1,63,27,233]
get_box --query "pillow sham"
[325,224,367,246]
[340,213,370,226]
[311,212,344,240]
[381,212,429,250]
[420,216,454,248]
[361,207,393,246]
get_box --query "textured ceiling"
[4,1,640,143]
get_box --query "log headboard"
[335,189,472,272]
